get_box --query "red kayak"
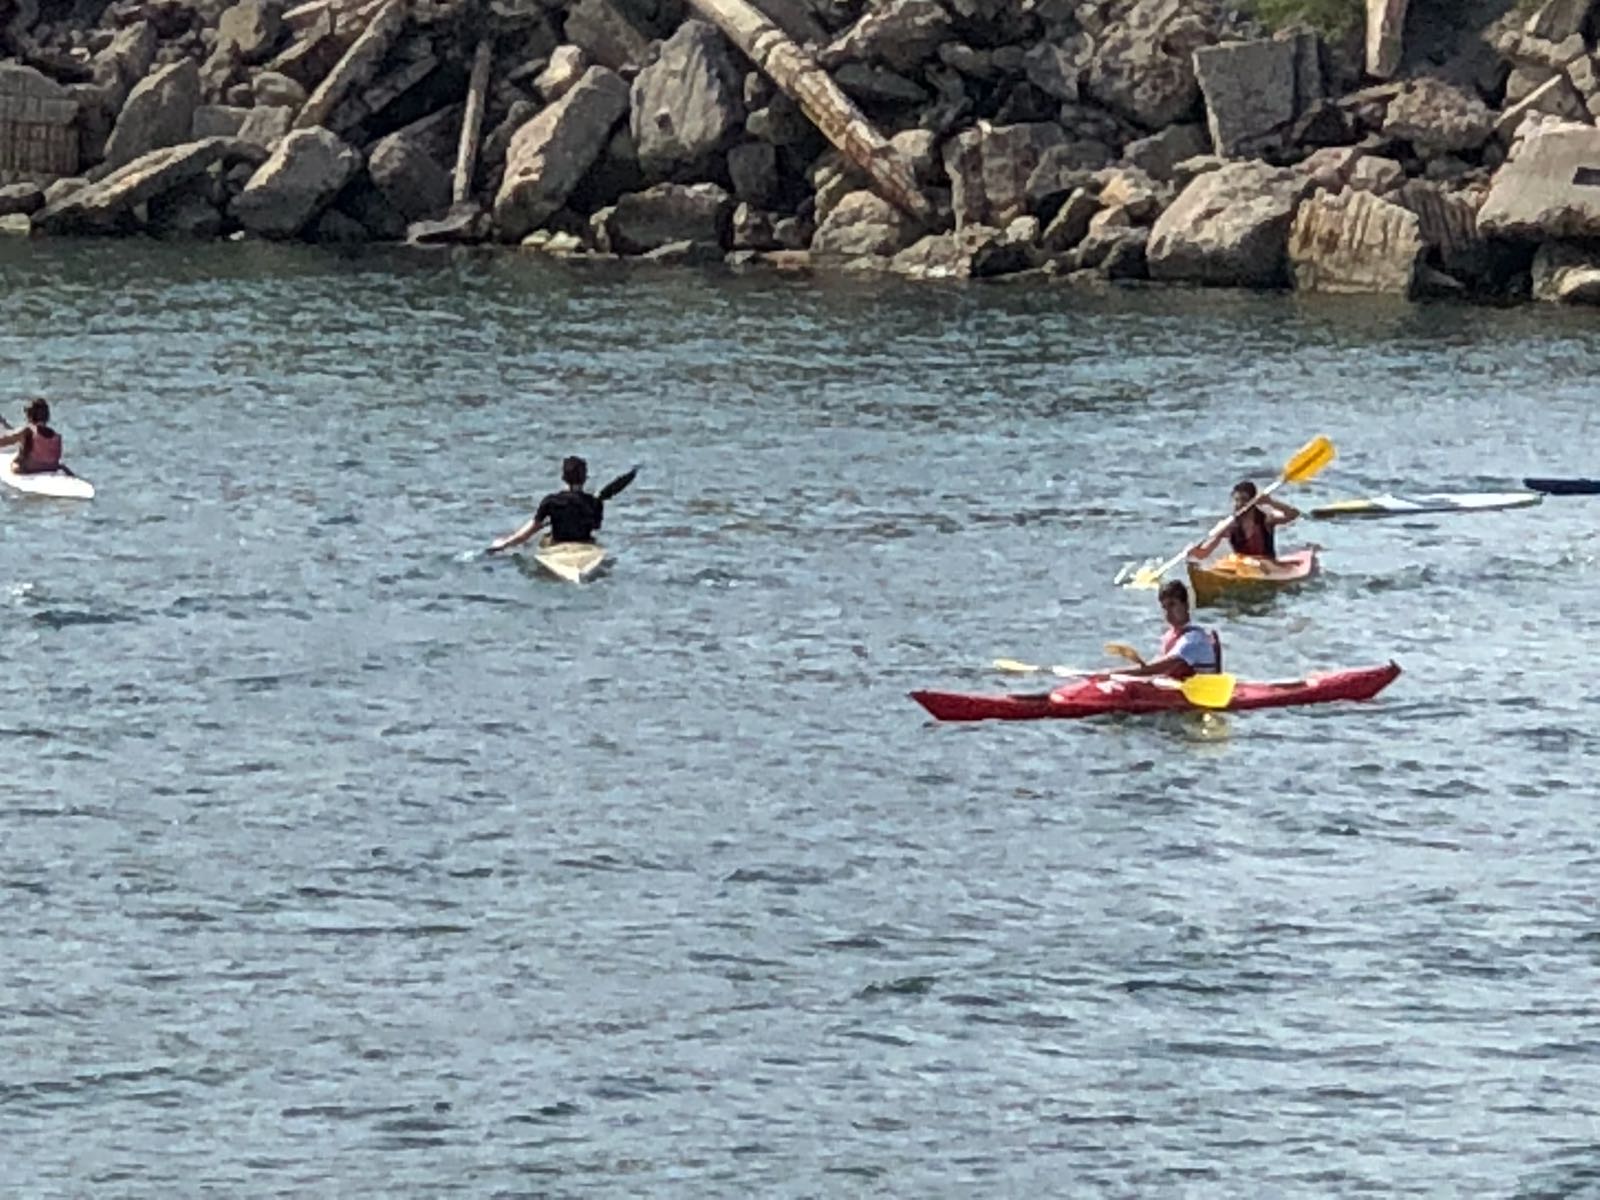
[910,662,1401,722]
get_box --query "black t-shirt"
[535,490,604,542]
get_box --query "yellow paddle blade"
[1126,565,1164,589]
[1180,673,1236,709]
[1282,435,1336,484]
[1103,641,1142,664]
[993,658,1041,674]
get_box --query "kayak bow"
[910,662,1401,722]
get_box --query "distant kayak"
[1186,547,1318,607]
[1310,492,1541,519]
[0,463,94,500]
[533,536,608,583]
[1524,477,1600,495]
[910,662,1401,722]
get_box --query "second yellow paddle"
[1119,435,1337,589]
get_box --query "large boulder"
[90,20,157,109]
[1288,187,1425,296]
[1193,32,1322,157]
[252,69,306,108]
[1382,78,1494,157]
[103,59,200,170]
[368,132,451,222]
[1086,0,1220,129]
[1478,124,1600,239]
[493,66,629,240]
[944,121,1067,228]
[1147,159,1312,287]
[564,0,652,71]
[602,181,732,253]
[215,0,282,64]
[231,126,360,237]
[1123,123,1210,182]
[1524,0,1597,41]
[294,0,404,130]
[890,222,1038,279]
[35,138,264,233]
[819,0,950,72]
[630,20,743,181]
[811,188,918,256]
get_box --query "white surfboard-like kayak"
[1311,491,1541,519]
[533,536,608,583]
[0,463,94,499]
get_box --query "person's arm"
[1105,654,1184,679]
[1187,513,1239,561]
[1260,497,1300,526]
[0,425,26,449]
[488,515,546,554]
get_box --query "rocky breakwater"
[2,0,1600,303]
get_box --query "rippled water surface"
[3,240,1598,1196]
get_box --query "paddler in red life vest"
[1186,479,1301,562]
[0,398,66,474]
[488,455,605,554]
[1109,580,1223,680]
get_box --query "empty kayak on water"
[1524,477,1600,495]
[533,536,608,583]
[910,662,1401,722]
[1185,547,1318,607]
[0,463,94,499]
[1310,492,1540,519]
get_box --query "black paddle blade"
[598,465,639,501]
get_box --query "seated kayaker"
[0,398,66,475]
[1187,479,1299,562]
[488,455,605,554]
[1109,580,1222,680]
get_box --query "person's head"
[561,455,588,488]
[1231,479,1258,512]
[1158,580,1191,628]
[24,398,49,426]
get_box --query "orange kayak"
[1185,547,1319,607]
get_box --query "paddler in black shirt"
[487,456,636,554]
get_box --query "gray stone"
[406,202,487,245]
[90,20,157,108]
[1479,123,1600,239]
[216,0,282,64]
[192,104,249,139]
[1524,0,1595,41]
[0,183,44,216]
[890,224,1033,279]
[630,20,744,181]
[944,121,1068,229]
[1367,0,1410,79]
[819,0,949,73]
[251,69,306,108]
[1348,155,1405,193]
[1073,225,1149,278]
[35,138,262,233]
[1024,140,1116,213]
[310,208,369,243]
[1087,0,1218,129]
[1194,34,1321,157]
[1123,124,1209,183]
[604,181,732,253]
[833,63,927,107]
[730,201,780,250]
[1288,186,1424,295]
[232,126,360,237]
[238,105,294,148]
[1023,40,1089,103]
[1496,73,1588,141]
[1094,166,1167,223]
[295,0,404,130]
[148,185,224,237]
[368,132,451,222]
[890,128,941,185]
[1147,159,1312,287]
[0,213,32,236]
[493,66,630,240]
[564,0,652,72]
[104,59,201,170]
[1040,186,1099,253]
[811,188,918,256]
[1382,78,1494,156]
[746,93,811,147]
[536,45,588,103]
[1508,64,1559,105]
[727,140,778,206]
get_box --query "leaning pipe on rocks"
[452,37,492,206]
[684,0,934,225]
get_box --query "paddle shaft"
[1139,476,1289,583]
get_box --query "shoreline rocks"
[0,0,1594,303]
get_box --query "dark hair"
[25,398,49,425]
[561,455,588,487]
[1158,580,1190,606]
[1232,479,1258,500]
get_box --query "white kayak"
[0,463,94,499]
[533,536,608,583]
[1311,491,1541,519]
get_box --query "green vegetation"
[1244,0,1365,37]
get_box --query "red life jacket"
[1227,509,1275,558]
[1159,624,1223,679]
